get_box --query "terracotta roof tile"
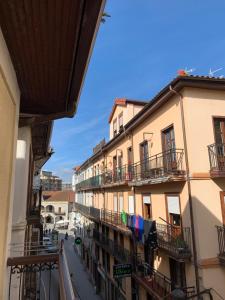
[43,190,75,203]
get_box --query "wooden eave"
[0,0,105,122]
[31,121,53,160]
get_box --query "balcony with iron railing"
[132,254,195,299]
[75,149,186,191]
[93,229,131,263]
[208,143,225,177]
[7,240,77,300]
[216,225,225,265]
[129,149,185,185]
[74,202,100,221]
[156,223,192,260]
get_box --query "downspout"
[169,85,200,295]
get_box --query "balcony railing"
[216,225,225,265]
[101,209,127,228]
[156,223,192,259]
[75,149,185,191]
[55,212,66,215]
[130,149,185,183]
[132,254,195,298]
[75,202,90,216]
[7,241,77,300]
[133,255,172,297]
[75,174,102,190]
[75,202,100,221]
[93,229,131,263]
[208,143,225,176]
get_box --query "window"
[220,192,225,225]
[162,126,177,170]
[143,195,151,219]
[58,207,61,213]
[114,193,118,212]
[162,126,176,152]
[128,195,135,214]
[140,141,149,175]
[113,119,117,137]
[119,193,124,212]
[166,195,181,235]
[118,113,123,131]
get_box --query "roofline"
[108,98,148,123]
[77,75,225,172]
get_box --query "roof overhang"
[0,0,105,124]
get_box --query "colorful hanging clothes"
[121,210,127,225]
[138,216,144,241]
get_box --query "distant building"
[40,170,62,191]
[62,182,72,191]
[41,190,75,230]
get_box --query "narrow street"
[62,232,101,300]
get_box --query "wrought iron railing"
[75,149,185,190]
[75,174,103,190]
[102,165,129,185]
[216,225,225,258]
[130,149,185,182]
[90,206,101,220]
[133,256,172,297]
[74,202,90,216]
[101,209,127,228]
[208,143,225,172]
[7,241,76,300]
[74,203,100,220]
[156,223,192,259]
[93,229,131,263]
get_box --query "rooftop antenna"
[185,67,196,74]
[209,67,223,77]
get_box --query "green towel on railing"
[121,210,127,225]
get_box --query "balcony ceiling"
[32,121,52,160]
[0,0,104,122]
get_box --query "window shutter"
[167,196,180,214]
[128,196,134,214]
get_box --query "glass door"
[162,126,176,172]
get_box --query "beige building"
[74,76,225,300]
[41,170,63,191]
[41,190,75,229]
[0,1,105,299]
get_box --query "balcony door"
[214,118,225,170]
[162,126,176,172]
[140,141,149,178]
[166,195,181,236]
[169,258,186,290]
[118,153,123,181]
[220,192,225,225]
[127,147,133,180]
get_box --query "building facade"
[74,77,225,300]
[41,170,62,191]
[41,190,75,230]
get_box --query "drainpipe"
[169,85,200,295]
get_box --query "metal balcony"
[75,174,102,190]
[7,241,77,300]
[74,203,100,221]
[208,143,225,177]
[93,229,131,264]
[132,255,195,299]
[129,149,185,185]
[216,225,225,265]
[156,223,192,260]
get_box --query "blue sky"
[45,0,225,182]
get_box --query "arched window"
[46,205,54,213]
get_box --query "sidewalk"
[63,235,101,300]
